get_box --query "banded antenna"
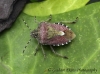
[22,19,32,53]
[22,18,40,56]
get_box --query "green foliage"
[0,1,100,74]
[23,0,89,16]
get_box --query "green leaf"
[0,2,100,74]
[23,0,89,16]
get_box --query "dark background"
[87,0,100,4]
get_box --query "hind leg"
[50,45,68,59]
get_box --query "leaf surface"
[0,2,100,74]
[23,0,89,16]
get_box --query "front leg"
[60,17,78,24]
[45,14,52,22]
[50,45,68,59]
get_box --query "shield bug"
[23,15,77,59]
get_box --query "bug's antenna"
[23,39,32,53]
[22,19,32,53]
[22,19,32,31]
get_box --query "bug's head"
[31,30,38,38]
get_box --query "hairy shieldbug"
[23,15,77,59]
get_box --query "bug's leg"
[34,16,39,23]
[34,15,52,24]
[34,42,40,56]
[23,39,32,53]
[45,14,52,22]
[50,45,68,59]
[41,45,46,59]
[60,17,78,24]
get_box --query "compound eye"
[31,30,38,38]
[34,34,38,38]
[34,32,38,37]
